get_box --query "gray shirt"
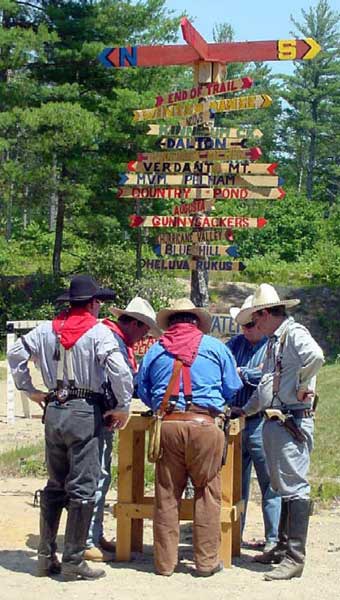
[7,321,133,412]
[243,317,324,415]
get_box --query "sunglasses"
[243,321,256,329]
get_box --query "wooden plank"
[117,186,214,200]
[147,124,263,138]
[116,427,134,561]
[137,147,262,162]
[232,426,243,557]
[118,186,285,200]
[98,38,321,69]
[133,94,272,122]
[114,501,234,523]
[155,243,239,258]
[131,430,145,552]
[129,215,267,228]
[128,160,276,175]
[159,137,248,149]
[180,16,209,59]
[119,172,282,188]
[154,77,253,107]
[156,230,233,244]
[140,258,246,271]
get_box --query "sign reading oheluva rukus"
[99,17,320,275]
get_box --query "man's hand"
[230,406,245,419]
[103,410,130,430]
[297,389,315,403]
[29,391,47,410]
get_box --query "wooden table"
[114,412,244,567]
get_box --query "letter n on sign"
[120,46,137,67]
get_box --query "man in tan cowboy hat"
[84,297,160,562]
[138,298,242,577]
[235,284,324,580]
[227,295,281,554]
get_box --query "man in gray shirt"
[236,284,324,581]
[7,275,133,581]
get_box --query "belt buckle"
[56,388,69,404]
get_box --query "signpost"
[98,17,320,303]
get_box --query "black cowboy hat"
[56,274,115,303]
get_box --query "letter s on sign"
[278,39,297,60]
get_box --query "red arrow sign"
[129,214,267,229]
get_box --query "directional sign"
[172,200,213,215]
[154,77,253,106]
[159,137,248,150]
[141,258,246,271]
[117,186,214,200]
[99,39,321,69]
[128,160,276,176]
[147,124,263,138]
[155,243,239,258]
[129,215,267,229]
[137,147,262,162]
[133,335,156,356]
[118,186,285,200]
[133,94,272,122]
[211,314,241,336]
[156,230,234,244]
[119,172,282,188]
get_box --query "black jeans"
[44,399,102,503]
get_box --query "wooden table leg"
[131,430,145,552]
[220,436,234,567]
[232,427,242,557]
[116,427,134,561]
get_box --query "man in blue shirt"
[138,298,242,578]
[227,296,281,553]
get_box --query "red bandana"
[52,307,97,349]
[102,319,137,373]
[159,323,203,366]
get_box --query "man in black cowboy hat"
[7,275,133,581]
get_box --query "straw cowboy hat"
[56,274,115,303]
[157,298,212,334]
[230,295,254,324]
[109,296,161,337]
[236,284,300,326]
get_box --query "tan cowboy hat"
[230,295,254,324]
[236,284,300,326]
[109,296,161,337]
[157,297,212,334]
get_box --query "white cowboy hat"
[236,284,300,326]
[109,296,161,337]
[229,295,254,324]
[157,297,211,334]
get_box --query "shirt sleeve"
[137,356,152,409]
[96,330,134,412]
[290,325,325,391]
[221,345,243,401]
[242,388,262,416]
[7,328,41,395]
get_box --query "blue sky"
[165,0,338,74]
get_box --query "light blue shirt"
[138,334,243,413]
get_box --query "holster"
[283,415,307,443]
[221,413,231,466]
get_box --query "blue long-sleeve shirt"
[226,334,267,408]
[138,334,243,413]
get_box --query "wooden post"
[190,61,225,307]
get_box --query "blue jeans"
[242,416,281,544]
[86,428,113,547]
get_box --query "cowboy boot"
[264,498,310,580]
[254,499,288,564]
[61,500,106,581]
[37,489,65,576]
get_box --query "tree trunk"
[306,101,318,200]
[52,165,66,276]
[49,154,58,231]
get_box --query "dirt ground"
[1,368,340,599]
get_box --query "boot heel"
[62,560,106,581]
